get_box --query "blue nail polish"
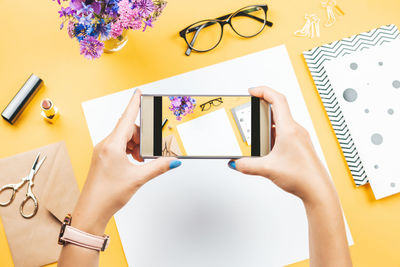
[228,161,236,170]
[170,160,182,169]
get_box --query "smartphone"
[140,95,271,159]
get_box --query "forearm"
[58,243,99,267]
[58,190,109,267]
[303,184,352,267]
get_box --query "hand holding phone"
[69,90,181,237]
[232,86,334,203]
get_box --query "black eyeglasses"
[200,97,223,111]
[179,5,273,56]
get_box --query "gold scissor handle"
[0,184,18,206]
[19,182,38,219]
[20,192,38,219]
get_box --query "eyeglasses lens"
[185,20,222,51]
[231,6,266,37]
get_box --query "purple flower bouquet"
[53,0,167,59]
[169,96,196,121]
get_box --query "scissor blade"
[27,154,46,181]
[30,153,41,171]
[33,155,46,174]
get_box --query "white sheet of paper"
[82,45,353,267]
[324,40,400,199]
[177,108,242,156]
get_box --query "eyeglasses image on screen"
[200,97,223,111]
[140,95,271,159]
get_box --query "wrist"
[71,174,115,235]
[71,212,108,236]
[71,199,110,236]
[298,168,338,206]
[301,183,340,211]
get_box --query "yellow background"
[162,96,251,156]
[0,0,400,266]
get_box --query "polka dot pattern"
[343,88,358,102]
[371,133,383,145]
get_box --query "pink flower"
[118,0,134,27]
[110,22,123,38]
[67,21,75,38]
[91,1,101,14]
[70,0,83,10]
[114,0,143,31]
[129,17,143,30]
[79,36,104,60]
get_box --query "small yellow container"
[41,98,59,123]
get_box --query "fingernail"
[228,160,236,170]
[249,87,256,90]
[169,160,182,169]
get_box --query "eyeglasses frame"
[179,5,273,56]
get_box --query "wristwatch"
[58,214,110,251]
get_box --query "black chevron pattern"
[303,24,400,186]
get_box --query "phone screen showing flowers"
[153,96,261,157]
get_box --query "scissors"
[0,153,46,219]
[162,140,178,157]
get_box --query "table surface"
[0,0,399,266]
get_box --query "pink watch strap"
[60,225,110,251]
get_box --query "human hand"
[71,89,182,235]
[229,86,336,204]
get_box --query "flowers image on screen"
[169,96,196,121]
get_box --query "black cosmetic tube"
[2,74,43,124]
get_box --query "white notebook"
[304,24,400,199]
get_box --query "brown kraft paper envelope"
[162,135,182,156]
[0,142,80,267]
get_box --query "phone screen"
[153,96,260,157]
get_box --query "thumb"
[140,157,182,182]
[229,157,269,177]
